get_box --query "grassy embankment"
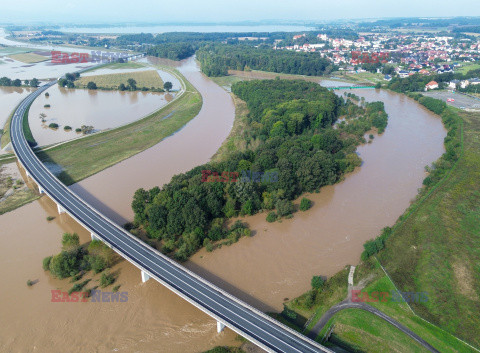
[375,108,480,347]
[75,69,164,90]
[314,262,477,353]
[8,52,49,63]
[36,69,200,185]
[281,105,480,352]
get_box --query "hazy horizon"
[2,0,480,25]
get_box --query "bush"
[86,81,97,90]
[311,275,325,289]
[90,255,106,273]
[100,272,115,288]
[49,252,79,279]
[64,126,72,131]
[48,123,59,129]
[44,104,50,108]
[266,212,277,222]
[42,256,52,271]
[275,199,294,217]
[75,128,82,133]
[68,279,90,295]
[61,233,80,252]
[46,216,55,221]
[27,279,34,286]
[299,197,312,211]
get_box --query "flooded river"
[0,56,446,352]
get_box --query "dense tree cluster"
[147,42,196,60]
[0,76,38,87]
[58,72,79,88]
[43,234,115,280]
[131,79,388,260]
[196,44,334,77]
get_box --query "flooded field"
[0,86,35,133]
[0,54,447,352]
[28,85,175,146]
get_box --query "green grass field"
[457,63,480,75]
[76,70,164,90]
[8,52,49,63]
[36,70,201,185]
[324,308,430,353]
[101,62,146,70]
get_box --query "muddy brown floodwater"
[28,85,175,146]
[0,86,35,138]
[0,57,446,353]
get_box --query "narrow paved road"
[310,300,440,352]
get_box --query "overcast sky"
[2,0,480,24]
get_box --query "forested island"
[130,79,388,261]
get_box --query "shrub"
[90,255,106,273]
[100,272,115,288]
[311,275,325,289]
[49,252,79,279]
[266,212,277,222]
[43,256,53,271]
[44,104,50,108]
[75,128,81,133]
[68,279,90,295]
[46,216,55,221]
[64,126,72,131]
[299,197,312,211]
[86,81,97,90]
[275,199,294,217]
[61,233,80,252]
[48,123,59,129]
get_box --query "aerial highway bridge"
[10,65,333,353]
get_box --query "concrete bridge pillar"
[38,185,45,194]
[217,321,225,333]
[141,270,150,283]
[57,204,65,214]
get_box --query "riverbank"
[278,101,480,352]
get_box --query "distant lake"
[59,24,315,34]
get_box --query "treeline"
[0,76,39,87]
[361,93,462,260]
[146,42,196,60]
[196,44,334,77]
[131,79,388,261]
